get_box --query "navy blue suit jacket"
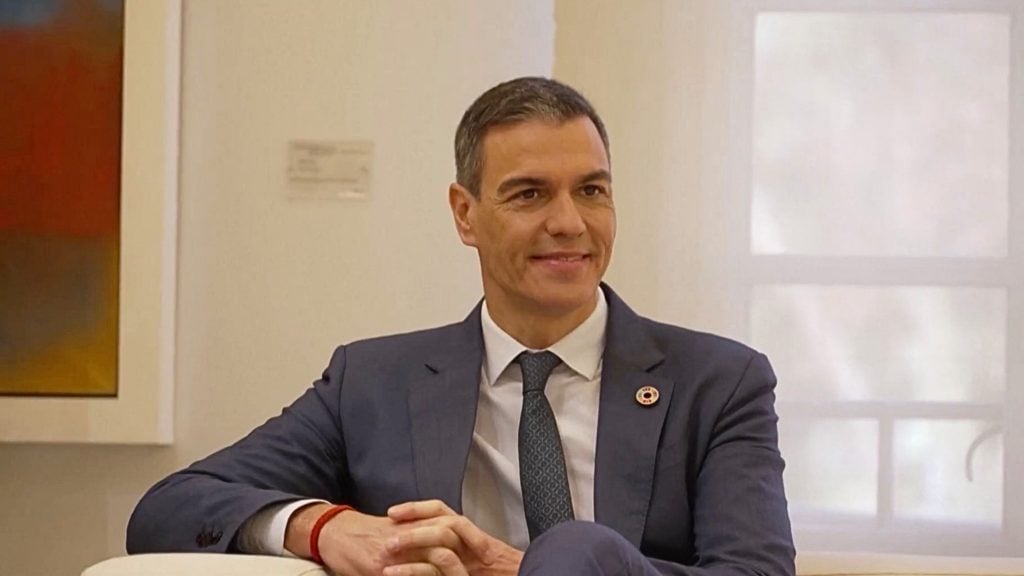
[127,285,795,575]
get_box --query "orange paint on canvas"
[0,0,123,396]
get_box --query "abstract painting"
[0,0,124,396]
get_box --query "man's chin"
[529,288,600,318]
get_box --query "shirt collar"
[480,290,608,385]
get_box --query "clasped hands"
[291,500,523,576]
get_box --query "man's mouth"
[533,253,588,262]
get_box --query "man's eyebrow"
[495,170,612,195]
[496,176,547,195]
[577,169,612,184]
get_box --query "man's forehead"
[476,118,611,195]
[480,117,607,160]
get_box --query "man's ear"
[449,182,478,247]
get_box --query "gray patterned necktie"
[517,351,575,541]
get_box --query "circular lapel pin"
[635,385,659,406]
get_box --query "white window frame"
[719,0,1024,556]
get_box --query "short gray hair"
[454,77,610,195]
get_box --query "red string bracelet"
[309,504,353,565]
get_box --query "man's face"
[450,116,615,322]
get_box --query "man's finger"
[392,512,497,564]
[426,547,471,576]
[388,499,455,522]
[382,563,442,576]
[383,547,469,576]
[386,500,500,565]
[385,526,461,554]
[438,515,497,565]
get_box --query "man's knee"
[520,521,635,575]
[533,520,629,549]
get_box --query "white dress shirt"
[238,291,607,555]
[462,292,606,550]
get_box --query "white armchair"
[82,552,1024,575]
[81,554,329,576]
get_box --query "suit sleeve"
[125,346,352,554]
[652,352,796,576]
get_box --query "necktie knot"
[517,351,561,394]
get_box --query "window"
[723,0,1023,556]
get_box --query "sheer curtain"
[713,0,1023,557]
[555,0,1021,557]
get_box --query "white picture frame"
[0,0,180,444]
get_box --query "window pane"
[893,419,1002,526]
[780,417,878,518]
[753,13,1009,257]
[751,285,1006,402]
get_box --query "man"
[127,77,795,576]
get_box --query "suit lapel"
[405,288,673,540]
[594,286,674,548]
[408,305,484,513]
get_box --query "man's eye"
[581,185,604,197]
[518,189,539,200]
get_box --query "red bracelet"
[309,504,353,565]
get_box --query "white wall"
[0,2,554,574]
[554,0,728,333]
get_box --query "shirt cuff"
[236,499,328,556]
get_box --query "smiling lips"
[533,252,588,262]
[532,252,591,275]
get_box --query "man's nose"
[544,191,586,237]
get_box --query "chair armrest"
[82,553,330,576]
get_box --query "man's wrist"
[283,502,335,558]
[309,505,354,564]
